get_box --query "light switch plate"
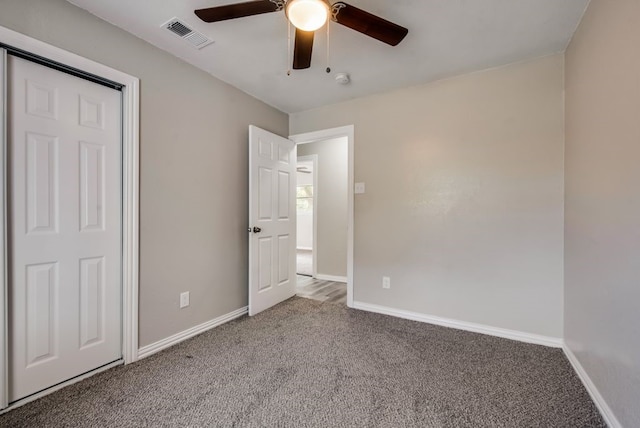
[355,182,365,194]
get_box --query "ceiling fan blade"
[195,1,281,23]
[293,29,314,70]
[331,2,408,46]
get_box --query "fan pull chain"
[326,21,331,74]
[287,20,292,76]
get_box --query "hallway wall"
[298,138,348,278]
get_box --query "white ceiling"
[67,0,589,113]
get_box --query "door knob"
[252,227,262,233]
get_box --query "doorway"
[290,126,354,307]
[296,155,316,278]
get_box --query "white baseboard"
[137,306,248,360]
[315,274,347,283]
[296,247,312,251]
[562,344,621,428]
[352,301,562,348]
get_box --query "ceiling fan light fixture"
[285,0,330,32]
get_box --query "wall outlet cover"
[180,291,190,308]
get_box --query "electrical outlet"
[180,291,190,308]
[382,276,391,289]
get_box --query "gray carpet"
[0,297,604,427]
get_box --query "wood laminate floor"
[296,275,347,305]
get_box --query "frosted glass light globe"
[286,0,329,32]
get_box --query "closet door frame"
[0,25,140,410]
[0,46,6,411]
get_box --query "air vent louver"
[167,20,192,37]
[163,18,214,49]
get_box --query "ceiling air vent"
[163,18,214,49]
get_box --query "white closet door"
[8,56,122,402]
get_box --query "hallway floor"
[296,275,347,305]
[296,249,313,276]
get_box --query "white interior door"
[8,56,122,402]
[249,125,296,316]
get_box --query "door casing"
[0,24,140,410]
[289,126,355,307]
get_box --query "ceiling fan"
[194,0,408,70]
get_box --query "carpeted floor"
[0,297,604,427]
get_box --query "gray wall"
[565,0,640,426]
[0,0,288,347]
[296,162,314,250]
[298,138,348,278]
[291,55,565,338]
